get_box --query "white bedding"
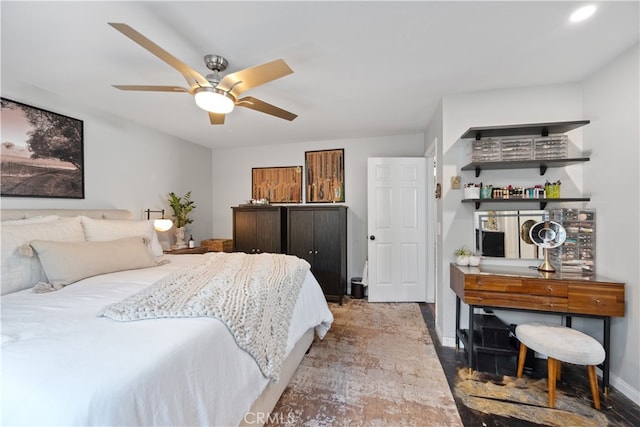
[1,253,334,426]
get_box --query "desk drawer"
[466,291,568,312]
[568,284,625,316]
[467,276,568,296]
[466,276,524,292]
[522,280,568,297]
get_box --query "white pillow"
[2,215,61,225]
[1,216,85,295]
[80,216,163,257]
[30,237,159,288]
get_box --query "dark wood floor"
[419,303,640,427]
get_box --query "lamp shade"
[153,219,174,232]
[194,88,235,114]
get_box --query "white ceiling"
[2,1,638,149]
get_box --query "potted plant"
[454,246,471,266]
[168,191,196,248]
[469,252,482,267]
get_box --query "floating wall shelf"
[462,197,591,210]
[461,157,590,177]
[461,120,590,140]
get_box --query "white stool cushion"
[516,322,605,366]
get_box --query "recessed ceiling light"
[569,5,597,23]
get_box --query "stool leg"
[517,343,527,378]
[548,357,557,408]
[557,361,562,381]
[587,365,601,410]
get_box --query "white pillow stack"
[1,216,85,295]
[1,214,167,294]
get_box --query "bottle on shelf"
[188,235,195,248]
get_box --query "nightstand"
[163,246,209,255]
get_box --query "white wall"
[430,45,640,404]
[433,82,585,346]
[583,43,640,402]
[1,83,213,243]
[210,134,425,282]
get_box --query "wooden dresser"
[450,263,625,391]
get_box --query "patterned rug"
[267,299,463,426]
[454,368,610,427]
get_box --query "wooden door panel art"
[305,149,344,203]
[252,166,302,203]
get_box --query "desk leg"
[455,296,460,350]
[603,317,611,394]
[565,316,572,328]
[468,305,475,373]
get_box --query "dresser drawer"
[466,276,568,297]
[568,284,625,316]
[521,280,568,297]
[465,290,568,312]
[465,276,524,292]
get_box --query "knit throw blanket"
[98,252,310,382]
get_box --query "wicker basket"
[201,239,233,252]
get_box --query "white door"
[367,157,426,302]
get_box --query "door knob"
[369,235,376,240]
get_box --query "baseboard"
[608,370,640,406]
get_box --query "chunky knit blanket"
[98,252,310,382]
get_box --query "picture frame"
[1,98,84,199]
[305,148,344,203]
[251,166,302,203]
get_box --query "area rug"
[267,299,463,426]
[454,368,609,427]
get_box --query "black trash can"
[351,277,365,299]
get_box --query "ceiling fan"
[108,23,297,125]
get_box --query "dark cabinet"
[232,206,286,254]
[287,206,347,304]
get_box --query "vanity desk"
[450,263,625,391]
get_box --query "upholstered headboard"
[0,209,133,221]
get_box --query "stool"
[515,322,605,410]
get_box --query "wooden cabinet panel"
[287,206,347,303]
[232,207,285,254]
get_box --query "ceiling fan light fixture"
[194,87,235,114]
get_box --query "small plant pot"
[468,255,481,267]
[456,255,470,266]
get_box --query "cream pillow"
[1,216,85,295]
[30,237,159,288]
[80,216,163,257]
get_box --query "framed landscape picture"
[252,166,302,203]
[305,148,344,203]
[1,98,84,198]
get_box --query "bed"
[1,209,334,426]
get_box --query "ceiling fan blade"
[217,59,293,98]
[113,85,189,93]
[109,23,211,90]
[209,112,225,125]
[236,96,297,121]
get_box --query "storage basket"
[201,239,233,252]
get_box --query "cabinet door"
[256,209,283,253]
[312,209,344,297]
[233,210,257,253]
[287,209,314,264]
